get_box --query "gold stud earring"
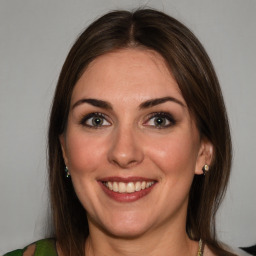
[202,164,209,175]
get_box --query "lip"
[98,176,157,203]
[99,176,155,183]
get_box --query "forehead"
[71,48,184,105]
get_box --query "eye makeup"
[79,112,111,128]
[77,110,177,130]
[143,112,177,129]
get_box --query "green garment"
[4,239,57,256]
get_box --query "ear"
[194,138,213,175]
[59,134,69,166]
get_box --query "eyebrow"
[72,98,113,110]
[139,96,185,109]
[72,96,185,110]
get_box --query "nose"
[107,126,144,169]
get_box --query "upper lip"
[98,176,157,183]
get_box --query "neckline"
[56,238,205,256]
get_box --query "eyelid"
[79,112,112,128]
[143,112,176,128]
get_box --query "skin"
[60,48,213,256]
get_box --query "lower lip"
[99,182,156,202]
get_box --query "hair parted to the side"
[48,9,234,256]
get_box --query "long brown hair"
[48,9,234,256]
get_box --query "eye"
[80,113,111,128]
[144,112,176,128]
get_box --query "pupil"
[93,117,102,126]
[155,117,165,126]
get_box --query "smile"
[99,177,157,202]
[102,181,155,193]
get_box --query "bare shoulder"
[23,244,36,256]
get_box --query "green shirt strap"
[3,239,58,256]
[3,249,24,256]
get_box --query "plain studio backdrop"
[0,0,255,254]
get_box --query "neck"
[85,219,198,256]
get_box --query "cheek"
[64,131,108,211]
[65,131,108,176]
[146,132,199,177]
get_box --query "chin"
[103,223,150,239]
[91,211,153,239]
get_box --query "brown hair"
[48,9,234,256]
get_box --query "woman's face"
[60,49,210,238]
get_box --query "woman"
[4,9,238,256]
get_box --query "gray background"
[1,0,255,254]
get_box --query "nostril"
[107,130,144,167]
[112,159,138,169]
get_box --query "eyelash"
[79,112,111,128]
[144,112,176,129]
[79,112,176,129]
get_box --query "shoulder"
[3,238,58,256]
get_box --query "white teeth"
[103,181,155,193]
[146,181,154,188]
[119,182,126,193]
[126,182,135,193]
[141,181,146,189]
[135,181,141,191]
[113,182,118,192]
[107,182,113,190]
